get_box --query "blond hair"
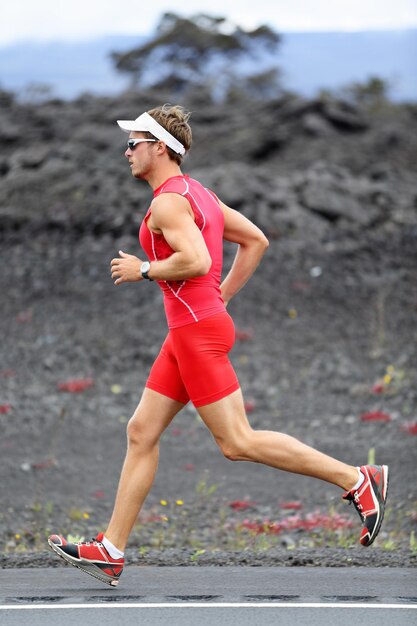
[146,104,192,164]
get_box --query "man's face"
[125,132,157,179]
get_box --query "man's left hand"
[111,250,142,285]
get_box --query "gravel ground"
[0,91,416,568]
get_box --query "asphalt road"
[1,566,416,625]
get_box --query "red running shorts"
[145,311,240,407]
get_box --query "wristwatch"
[140,261,153,281]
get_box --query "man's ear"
[156,141,168,155]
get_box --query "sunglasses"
[127,138,158,150]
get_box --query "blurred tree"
[225,69,283,104]
[19,82,55,105]
[342,76,391,109]
[111,13,281,100]
[0,88,15,107]
[245,68,282,98]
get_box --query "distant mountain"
[279,30,416,102]
[0,35,144,98]
[0,29,415,101]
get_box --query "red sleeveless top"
[139,175,226,328]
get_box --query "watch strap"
[141,262,153,281]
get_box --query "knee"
[218,432,253,462]
[222,447,242,462]
[126,416,157,450]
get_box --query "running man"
[48,104,389,586]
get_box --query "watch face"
[141,262,150,273]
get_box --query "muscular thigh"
[197,388,253,445]
[128,388,185,443]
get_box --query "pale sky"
[2,0,417,45]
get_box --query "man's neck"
[147,163,183,191]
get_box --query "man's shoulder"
[151,192,193,224]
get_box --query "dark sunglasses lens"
[128,140,136,149]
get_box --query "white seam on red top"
[186,189,206,233]
[165,283,198,322]
[206,188,220,206]
[149,210,198,322]
[181,177,189,196]
[150,229,157,261]
[167,181,212,320]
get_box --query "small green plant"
[67,507,83,521]
[45,501,54,516]
[190,549,206,562]
[410,531,417,553]
[66,534,85,543]
[367,447,376,465]
[381,537,396,551]
[67,507,91,522]
[196,478,218,498]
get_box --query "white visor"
[117,112,185,156]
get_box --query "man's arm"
[219,201,269,306]
[110,194,212,285]
[147,193,212,280]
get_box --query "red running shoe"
[48,532,123,587]
[343,464,389,546]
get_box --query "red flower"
[0,404,12,414]
[31,458,57,469]
[16,310,33,323]
[240,520,266,534]
[58,378,94,393]
[140,514,166,523]
[235,328,254,341]
[228,500,257,511]
[360,411,391,422]
[280,501,303,510]
[371,383,385,394]
[291,281,310,293]
[239,511,353,535]
[0,369,16,378]
[400,422,417,435]
[244,399,256,413]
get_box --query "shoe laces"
[350,491,365,520]
[75,537,102,547]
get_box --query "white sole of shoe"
[48,539,120,587]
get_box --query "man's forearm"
[148,250,211,281]
[220,240,268,304]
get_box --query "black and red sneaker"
[343,464,389,546]
[48,532,124,587]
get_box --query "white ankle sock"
[351,467,365,491]
[102,535,124,559]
